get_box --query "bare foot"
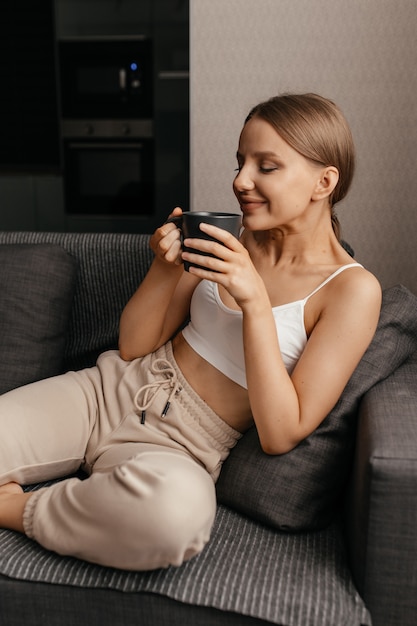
[0,482,24,496]
[0,482,29,532]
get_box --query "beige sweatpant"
[0,342,240,570]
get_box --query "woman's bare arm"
[119,212,200,360]
[242,268,381,453]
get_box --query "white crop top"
[182,263,362,389]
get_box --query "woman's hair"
[245,93,355,239]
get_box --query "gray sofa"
[0,230,416,626]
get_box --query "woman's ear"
[312,166,339,201]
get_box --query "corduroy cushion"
[216,284,417,531]
[0,244,77,394]
[0,503,371,626]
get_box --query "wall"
[190,0,417,292]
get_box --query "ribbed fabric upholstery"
[0,231,154,370]
[0,500,370,626]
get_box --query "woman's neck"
[244,222,344,268]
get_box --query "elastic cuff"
[22,488,47,539]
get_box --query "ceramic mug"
[166,211,241,271]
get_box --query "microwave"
[58,36,153,119]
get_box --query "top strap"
[303,263,363,303]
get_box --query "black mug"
[166,211,241,271]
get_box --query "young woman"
[0,93,381,571]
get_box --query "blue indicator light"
[130,62,138,71]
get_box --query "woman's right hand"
[150,207,183,266]
[119,207,199,360]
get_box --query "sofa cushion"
[0,244,77,394]
[0,501,371,626]
[216,284,417,531]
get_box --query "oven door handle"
[68,142,145,150]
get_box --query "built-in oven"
[62,119,153,217]
[58,37,155,229]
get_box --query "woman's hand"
[182,222,268,309]
[150,207,183,266]
[119,208,201,360]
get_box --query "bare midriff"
[172,332,253,433]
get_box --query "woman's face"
[233,116,325,232]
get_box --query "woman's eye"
[260,166,277,173]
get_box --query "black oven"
[59,37,155,225]
[62,120,154,216]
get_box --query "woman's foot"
[0,482,30,532]
[0,482,24,496]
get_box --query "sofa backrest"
[0,231,154,370]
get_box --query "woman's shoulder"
[326,262,382,318]
[303,262,380,337]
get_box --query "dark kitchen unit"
[0,0,189,234]
[59,36,156,232]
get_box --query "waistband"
[140,341,242,454]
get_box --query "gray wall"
[190,0,417,293]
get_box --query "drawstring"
[133,358,182,424]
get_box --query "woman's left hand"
[182,222,266,309]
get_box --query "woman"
[0,94,381,571]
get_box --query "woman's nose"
[234,166,255,191]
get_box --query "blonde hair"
[245,93,355,240]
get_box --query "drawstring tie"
[133,358,182,424]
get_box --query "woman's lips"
[240,199,265,212]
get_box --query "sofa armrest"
[346,352,417,626]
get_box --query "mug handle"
[165,215,183,227]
